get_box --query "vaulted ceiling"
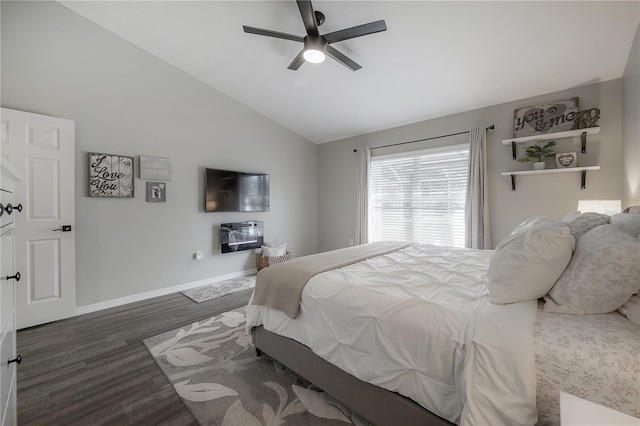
[60,1,639,144]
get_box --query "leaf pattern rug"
[143,307,370,425]
[181,275,256,303]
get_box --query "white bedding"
[246,243,539,425]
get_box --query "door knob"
[5,272,21,282]
[8,355,22,365]
[53,225,72,232]
[3,203,20,214]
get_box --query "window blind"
[369,144,469,248]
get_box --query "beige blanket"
[252,241,410,318]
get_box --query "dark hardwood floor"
[17,288,253,425]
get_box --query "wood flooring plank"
[17,288,253,425]
[44,364,167,423]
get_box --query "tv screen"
[204,168,270,212]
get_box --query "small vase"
[533,161,546,170]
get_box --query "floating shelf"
[500,166,601,176]
[502,127,600,159]
[501,127,600,145]
[501,166,601,191]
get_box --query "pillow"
[611,213,640,238]
[487,217,575,304]
[261,242,287,257]
[510,215,563,233]
[561,211,582,223]
[568,212,610,240]
[623,205,640,214]
[617,294,640,325]
[544,225,640,314]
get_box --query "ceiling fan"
[243,0,387,71]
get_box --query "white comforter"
[246,244,538,425]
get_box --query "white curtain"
[465,126,491,249]
[355,147,371,245]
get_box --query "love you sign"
[513,98,579,137]
[88,153,134,197]
[513,98,601,138]
[556,152,578,168]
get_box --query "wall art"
[573,107,601,129]
[140,156,172,181]
[88,153,134,197]
[146,182,166,202]
[556,152,578,168]
[513,98,579,137]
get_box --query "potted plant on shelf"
[518,141,556,170]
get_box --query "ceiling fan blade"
[323,20,387,44]
[287,50,306,70]
[243,26,304,43]
[296,0,319,37]
[326,45,362,71]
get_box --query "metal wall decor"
[573,108,601,129]
[88,153,134,197]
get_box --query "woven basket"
[256,252,291,271]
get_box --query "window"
[369,144,469,247]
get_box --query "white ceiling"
[59,1,639,144]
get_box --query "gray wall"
[1,1,318,307]
[622,23,640,208]
[318,80,624,251]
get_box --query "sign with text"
[88,153,134,197]
[556,152,578,168]
[140,156,172,181]
[513,98,579,137]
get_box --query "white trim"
[74,268,257,316]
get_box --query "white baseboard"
[74,268,257,316]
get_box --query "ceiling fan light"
[303,48,325,63]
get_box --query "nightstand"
[560,392,639,425]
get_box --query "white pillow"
[510,215,565,233]
[561,211,582,223]
[487,217,575,304]
[611,213,640,238]
[261,242,287,257]
[623,205,640,214]
[544,225,640,314]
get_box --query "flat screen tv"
[204,168,270,212]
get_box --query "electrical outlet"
[195,250,204,260]
[349,239,354,246]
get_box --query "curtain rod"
[353,125,494,152]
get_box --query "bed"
[246,214,640,426]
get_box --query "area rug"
[181,275,256,303]
[143,307,369,425]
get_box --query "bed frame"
[252,326,453,426]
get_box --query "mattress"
[534,301,640,425]
[246,243,539,425]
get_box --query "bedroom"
[1,0,639,425]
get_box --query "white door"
[0,108,76,329]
